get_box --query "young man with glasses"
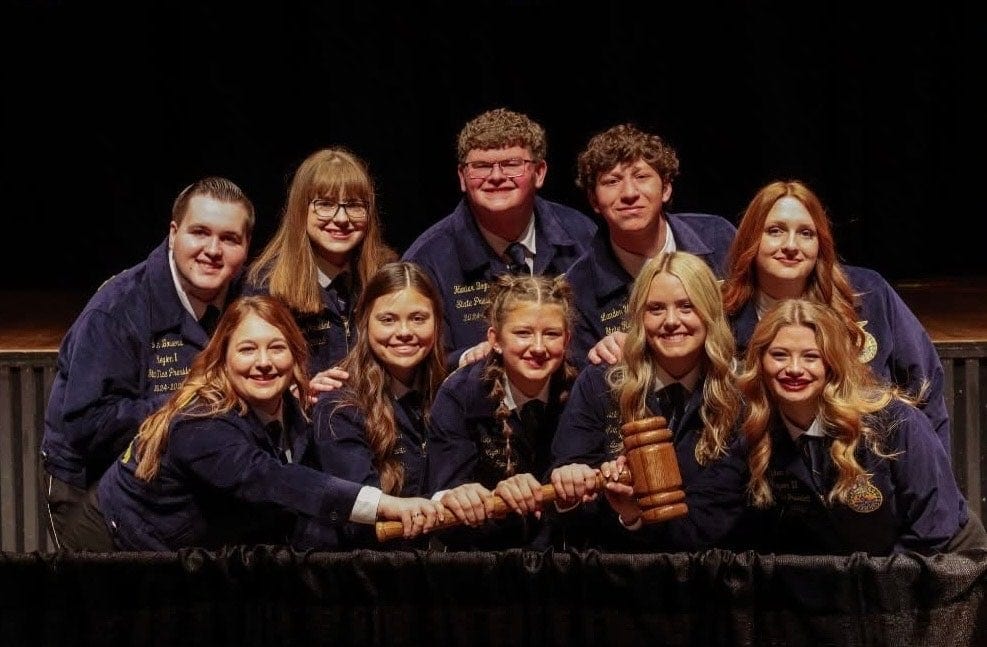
[403,108,596,370]
[41,176,254,550]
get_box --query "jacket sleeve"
[879,279,950,454]
[550,367,613,468]
[311,397,381,488]
[169,416,363,524]
[53,309,168,460]
[426,383,478,493]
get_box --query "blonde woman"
[737,298,984,555]
[722,179,949,454]
[426,273,577,549]
[550,251,746,551]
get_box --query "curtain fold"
[2,547,985,646]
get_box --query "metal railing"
[0,353,57,552]
[2,345,985,553]
[940,343,987,520]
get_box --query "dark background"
[5,1,985,293]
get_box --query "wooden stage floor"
[1,279,986,352]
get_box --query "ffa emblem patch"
[857,321,878,363]
[846,475,883,513]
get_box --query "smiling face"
[306,195,368,268]
[169,195,250,303]
[367,287,437,385]
[225,312,295,417]
[457,145,546,221]
[642,272,707,378]
[488,302,569,398]
[761,324,827,427]
[590,158,671,256]
[755,196,819,299]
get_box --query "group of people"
[40,108,984,557]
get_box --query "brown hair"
[247,147,397,314]
[482,273,577,476]
[171,176,256,237]
[575,123,680,191]
[456,108,547,163]
[335,262,447,494]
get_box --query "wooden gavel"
[375,416,688,542]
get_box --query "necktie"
[198,305,221,336]
[399,391,425,436]
[508,399,546,475]
[505,242,528,275]
[333,273,352,315]
[797,435,829,493]
[519,399,546,436]
[265,420,287,462]
[658,382,687,431]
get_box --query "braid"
[482,272,576,478]
[482,352,515,476]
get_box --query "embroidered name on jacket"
[148,334,190,393]
[297,312,336,348]
[452,281,491,323]
[599,297,629,336]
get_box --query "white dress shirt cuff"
[432,489,448,502]
[351,486,383,524]
[618,514,643,531]
[555,500,580,513]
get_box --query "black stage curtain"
[3,547,986,646]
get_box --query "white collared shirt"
[611,219,676,278]
[652,363,701,397]
[755,291,781,321]
[781,412,826,442]
[168,245,226,321]
[503,375,550,413]
[315,261,348,289]
[478,215,537,273]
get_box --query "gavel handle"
[375,470,631,542]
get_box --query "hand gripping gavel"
[375,416,688,542]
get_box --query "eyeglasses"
[462,158,536,179]
[310,199,369,222]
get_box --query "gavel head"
[620,416,688,523]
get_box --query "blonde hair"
[736,298,914,507]
[607,252,739,465]
[482,273,578,476]
[134,296,311,481]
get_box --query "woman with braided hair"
[426,272,578,549]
